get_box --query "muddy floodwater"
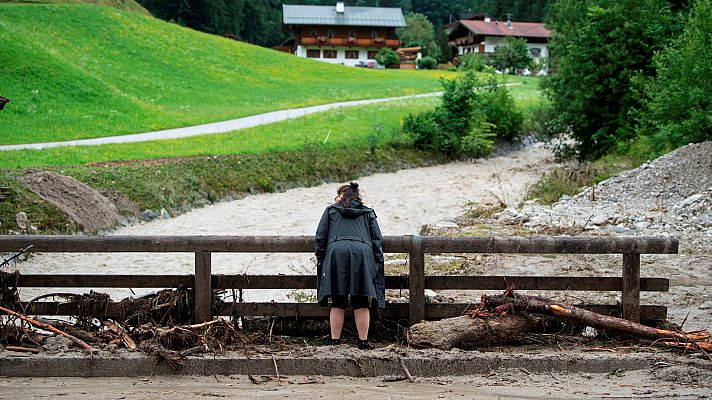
[14,144,554,303]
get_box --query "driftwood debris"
[0,305,95,351]
[408,314,537,350]
[103,320,137,350]
[484,294,710,343]
[36,317,98,344]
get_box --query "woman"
[314,182,384,350]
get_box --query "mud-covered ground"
[1,368,711,399]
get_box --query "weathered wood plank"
[424,276,669,292]
[0,235,678,254]
[0,235,412,253]
[194,252,212,323]
[218,303,667,321]
[622,254,641,322]
[421,236,679,254]
[17,275,193,288]
[409,236,425,324]
[15,275,669,292]
[19,302,667,321]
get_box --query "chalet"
[447,17,551,61]
[282,2,405,67]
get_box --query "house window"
[530,47,542,57]
[367,50,378,59]
[306,49,320,58]
[348,29,355,38]
[310,28,317,37]
[345,50,359,59]
[327,29,334,38]
[371,30,377,39]
[323,49,337,59]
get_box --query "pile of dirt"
[495,141,712,252]
[16,171,135,233]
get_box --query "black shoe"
[325,338,341,346]
[357,340,370,350]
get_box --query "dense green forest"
[541,0,710,160]
[136,0,552,47]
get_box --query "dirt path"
[13,144,553,302]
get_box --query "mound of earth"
[496,141,712,252]
[16,171,132,233]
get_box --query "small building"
[447,17,551,61]
[282,2,405,67]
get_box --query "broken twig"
[0,305,95,351]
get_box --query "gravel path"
[12,143,553,302]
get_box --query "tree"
[541,0,680,160]
[637,0,712,151]
[492,37,531,73]
[397,13,434,47]
[374,48,399,67]
[434,27,452,63]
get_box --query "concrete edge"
[1,351,710,377]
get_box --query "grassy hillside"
[0,3,456,145]
[0,0,151,15]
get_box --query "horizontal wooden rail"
[420,236,679,254]
[15,274,669,292]
[0,235,678,254]
[0,235,324,253]
[19,302,667,321]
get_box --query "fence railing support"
[194,252,212,323]
[622,253,641,323]
[409,235,425,324]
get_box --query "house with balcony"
[282,2,405,67]
[447,17,551,62]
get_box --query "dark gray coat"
[314,201,385,308]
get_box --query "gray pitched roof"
[282,4,406,27]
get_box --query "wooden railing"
[0,235,678,325]
[299,37,400,48]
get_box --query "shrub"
[461,121,496,158]
[480,83,524,139]
[417,56,437,70]
[402,110,456,154]
[459,53,490,72]
[493,37,531,73]
[375,48,399,67]
[403,71,490,157]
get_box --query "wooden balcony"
[299,36,400,48]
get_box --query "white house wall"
[456,37,548,60]
[295,45,379,66]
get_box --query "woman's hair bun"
[349,182,359,189]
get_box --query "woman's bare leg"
[330,307,345,339]
[354,308,370,340]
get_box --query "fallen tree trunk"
[485,294,710,342]
[408,314,537,350]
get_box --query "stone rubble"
[494,141,712,253]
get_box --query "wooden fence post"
[409,235,425,325]
[622,253,641,322]
[194,252,212,323]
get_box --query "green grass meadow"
[0,3,458,145]
[1,98,440,168]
